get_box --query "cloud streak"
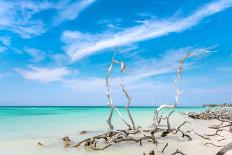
[62,0,232,61]
[0,36,11,53]
[0,0,52,38]
[54,0,96,25]
[24,48,46,62]
[0,0,96,38]
[15,66,71,83]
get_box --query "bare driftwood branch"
[171,149,186,155]
[204,142,224,148]
[105,52,131,130]
[63,136,71,148]
[177,48,209,80]
[216,141,232,155]
[120,80,136,130]
[106,53,116,130]
[162,142,169,153]
[37,142,44,146]
[155,49,209,115]
[218,139,226,142]
[194,131,211,140]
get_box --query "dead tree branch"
[105,52,131,130]
[216,141,232,155]
[120,81,136,130]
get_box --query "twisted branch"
[120,81,136,130]
[106,52,131,130]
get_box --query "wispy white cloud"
[54,0,96,25]
[49,53,69,66]
[0,36,11,46]
[15,66,72,83]
[24,48,46,62]
[17,47,69,65]
[97,17,123,30]
[20,46,70,65]
[0,0,96,38]
[62,0,232,61]
[0,0,52,38]
[0,36,11,53]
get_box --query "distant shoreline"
[203,103,232,107]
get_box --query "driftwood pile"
[187,108,232,155]
[188,108,232,121]
[38,49,232,155]
[68,49,208,155]
[72,110,191,154]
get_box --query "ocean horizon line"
[0,105,203,108]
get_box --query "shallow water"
[0,106,204,142]
[1,106,231,155]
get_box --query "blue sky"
[0,0,232,106]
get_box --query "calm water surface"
[0,106,205,142]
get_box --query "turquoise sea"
[0,106,204,142]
